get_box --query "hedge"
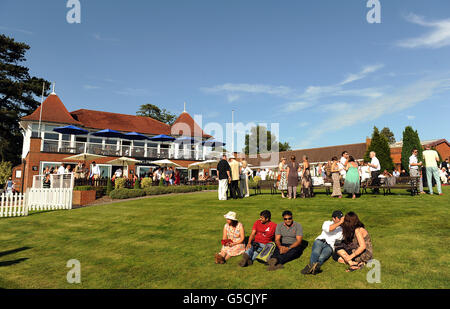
[109,185,218,199]
[73,186,94,191]
[109,188,146,199]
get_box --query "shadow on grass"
[0,247,31,268]
[0,258,29,267]
[0,246,31,258]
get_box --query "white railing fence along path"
[0,193,28,217]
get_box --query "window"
[44,133,59,140]
[89,137,102,144]
[61,134,71,141]
[105,139,117,145]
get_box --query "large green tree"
[364,126,395,171]
[137,103,177,125]
[0,34,50,165]
[380,127,396,144]
[243,125,291,155]
[400,126,423,173]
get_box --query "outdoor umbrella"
[53,125,88,135]
[122,132,149,140]
[107,157,142,175]
[187,162,202,170]
[174,136,200,144]
[202,139,226,147]
[196,159,219,169]
[64,152,106,162]
[91,129,125,138]
[148,134,176,142]
[149,159,181,168]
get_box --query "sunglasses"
[283,217,293,221]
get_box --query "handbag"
[255,242,276,263]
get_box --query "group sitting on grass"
[214,209,373,274]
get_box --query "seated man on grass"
[267,210,305,271]
[301,210,344,275]
[239,210,277,267]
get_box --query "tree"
[0,34,50,165]
[279,141,292,152]
[364,126,394,171]
[243,125,290,155]
[400,126,423,173]
[380,127,396,144]
[0,161,12,186]
[137,103,177,125]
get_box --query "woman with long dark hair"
[301,155,313,198]
[335,212,373,271]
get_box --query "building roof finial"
[51,82,56,95]
[183,101,186,113]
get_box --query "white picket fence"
[0,193,28,217]
[1,188,73,218]
[27,188,73,211]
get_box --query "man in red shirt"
[238,210,277,267]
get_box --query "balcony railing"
[41,139,206,160]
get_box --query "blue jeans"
[245,242,266,261]
[425,167,442,194]
[310,239,333,266]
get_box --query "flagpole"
[38,81,45,136]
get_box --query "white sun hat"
[224,211,238,221]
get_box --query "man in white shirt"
[409,148,425,194]
[392,170,400,177]
[367,151,381,192]
[423,146,443,195]
[260,169,268,181]
[115,168,123,178]
[90,161,101,179]
[57,163,66,175]
[301,210,344,275]
[339,151,349,179]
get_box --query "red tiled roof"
[21,94,82,125]
[70,109,171,135]
[171,112,212,138]
[245,142,368,166]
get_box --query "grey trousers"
[410,168,424,192]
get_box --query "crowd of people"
[214,209,373,274]
[216,147,447,200]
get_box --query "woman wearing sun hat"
[215,211,246,264]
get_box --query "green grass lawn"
[0,187,449,289]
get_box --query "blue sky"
[1,0,449,152]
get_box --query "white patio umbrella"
[197,159,219,169]
[149,159,181,168]
[64,152,106,162]
[107,157,141,169]
[188,162,202,170]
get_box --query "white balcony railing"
[41,139,206,160]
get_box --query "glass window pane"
[44,133,59,140]
[61,134,70,141]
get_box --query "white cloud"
[281,101,312,113]
[93,33,120,42]
[340,64,384,85]
[298,78,450,148]
[397,14,450,48]
[114,88,149,96]
[407,115,416,120]
[201,83,294,97]
[227,94,240,102]
[0,26,33,35]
